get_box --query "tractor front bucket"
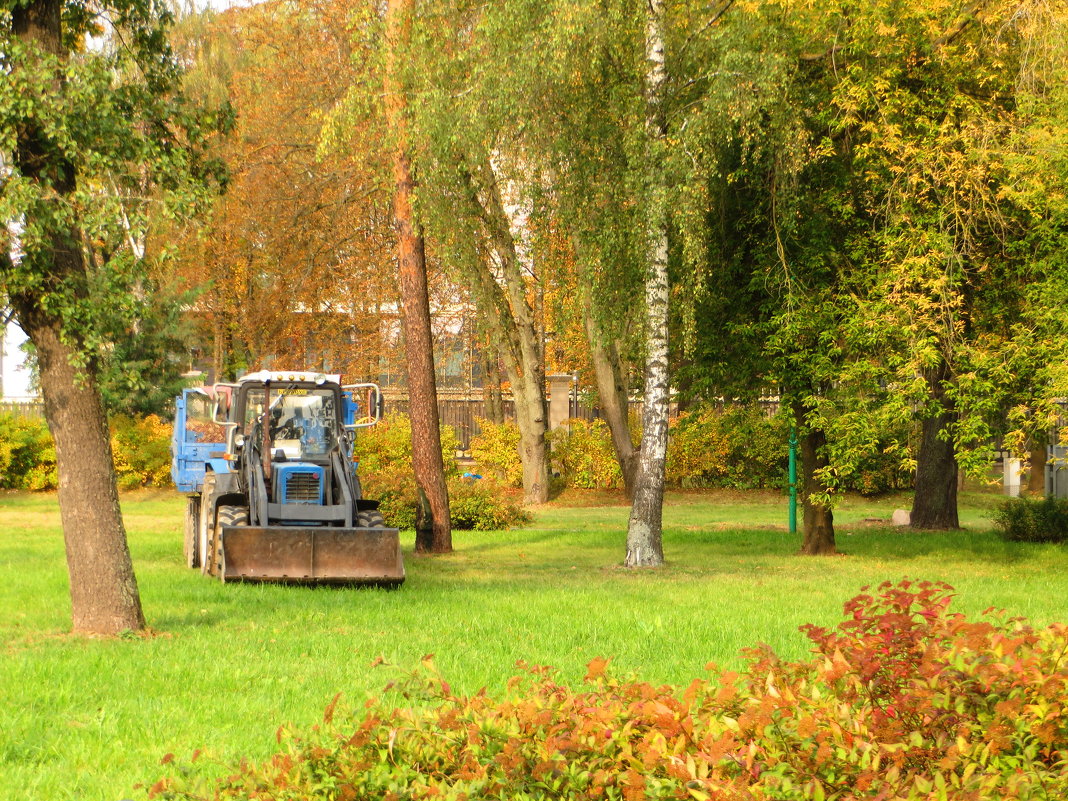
[219,526,405,586]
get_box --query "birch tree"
[624,0,670,567]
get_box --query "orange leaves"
[585,655,611,682]
[153,585,1068,800]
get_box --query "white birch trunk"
[625,0,669,567]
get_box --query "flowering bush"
[151,580,1068,801]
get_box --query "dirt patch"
[544,488,629,507]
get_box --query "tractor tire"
[209,505,249,578]
[357,509,386,528]
[199,473,216,575]
[184,495,201,569]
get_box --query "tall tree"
[168,3,402,382]
[1,0,218,633]
[376,0,555,505]
[625,0,670,567]
[383,0,452,552]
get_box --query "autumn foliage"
[151,580,1068,800]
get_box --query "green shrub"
[351,412,457,530]
[351,412,460,483]
[354,414,526,531]
[843,448,915,495]
[469,417,523,488]
[549,418,624,489]
[153,580,1068,801]
[0,412,174,491]
[110,414,173,489]
[447,477,531,530]
[992,495,1068,543]
[364,469,420,530]
[0,415,57,490]
[666,404,789,490]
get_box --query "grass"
[1,487,1067,800]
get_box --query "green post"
[788,427,798,534]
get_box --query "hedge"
[0,412,172,490]
[151,580,1068,800]
[471,404,912,494]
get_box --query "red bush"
[151,581,1068,800]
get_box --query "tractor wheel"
[357,509,386,528]
[184,495,201,569]
[210,505,250,579]
[199,473,216,575]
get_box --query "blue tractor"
[171,371,403,585]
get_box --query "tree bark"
[480,344,505,424]
[17,311,146,633]
[384,0,451,552]
[459,163,550,504]
[570,230,637,499]
[10,0,144,634]
[792,401,836,555]
[1028,438,1047,496]
[625,0,669,567]
[582,285,637,498]
[911,364,960,529]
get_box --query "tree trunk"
[512,375,550,503]
[21,312,146,633]
[480,344,505,424]
[792,401,836,555]
[1028,438,1047,496]
[384,0,451,553]
[576,238,632,499]
[459,163,550,504]
[625,0,669,567]
[10,0,145,635]
[583,286,637,498]
[911,365,960,530]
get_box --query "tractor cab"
[226,372,380,526]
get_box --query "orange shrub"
[153,580,1068,801]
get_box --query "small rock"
[891,509,911,527]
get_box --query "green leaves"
[2,1,224,379]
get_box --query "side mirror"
[342,383,384,430]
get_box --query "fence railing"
[0,400,44,420]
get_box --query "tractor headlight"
[234,433,245,450]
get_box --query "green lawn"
[1,487,1066,800]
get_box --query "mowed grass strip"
[1,488,1065,801]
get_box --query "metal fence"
[382,395,781,451]
[0,400,44,420]
[383,396,517,452]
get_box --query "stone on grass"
[892,509,911,527]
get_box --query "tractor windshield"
[244,387,338,459]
